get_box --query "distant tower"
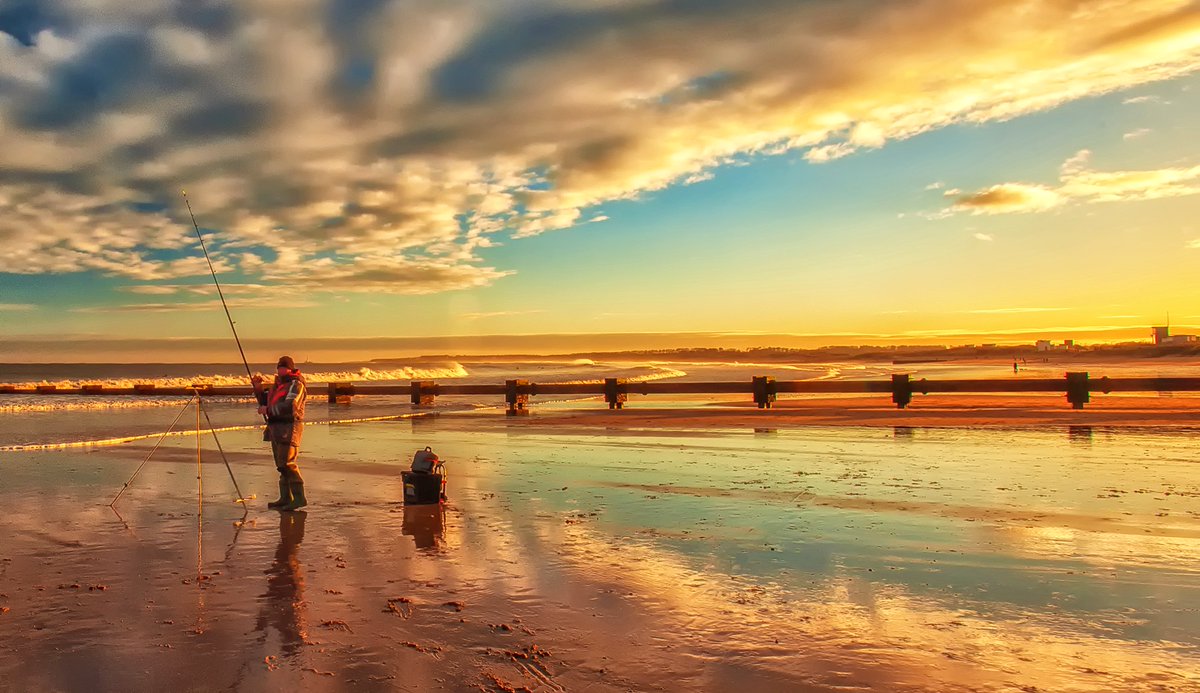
[1151,326,1169,345]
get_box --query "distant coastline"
[372,342,1200,366]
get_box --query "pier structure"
[4,373,1200,412]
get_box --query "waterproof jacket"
[257,370,306,446]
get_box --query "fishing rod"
[181,191,257,507]
[182,190,254,383]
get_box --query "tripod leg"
[110,393,198,507]
[198,397,250,504]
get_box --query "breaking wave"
[553,365,687,386]
[0,363,470,391]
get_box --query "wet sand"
[488,393,1200,430]
[1,400,1199,691]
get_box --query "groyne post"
[892,374,913,409]
[410,380,436,407]
[328,382,354,404]
[604,378,627,409]
[506,379,530,416]
[1066,372,1089,409]
[752,376,776,409]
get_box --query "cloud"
[461,310,545,320]
[952,184,1062,214]
[1123,127,1153,140]
[948,149,1200,214]
[972,232,994,241]
[1061,149,1093,176]
[2,0,1200,295]
[1122,95,1166,104]
[1188,239,1200,248]
[0,303,36,311]
[965,307,1067,315]
[70,298,320,313]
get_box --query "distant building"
[1035,340,1052,352]
[1152,325,1197,345]
[1063,339,1074,348]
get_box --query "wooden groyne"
[3,373,1200,414]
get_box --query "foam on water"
[0,363,470,390]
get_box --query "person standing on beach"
[253,356,308,510]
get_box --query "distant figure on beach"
[253,356,308,510]
[1013,360,1019,374]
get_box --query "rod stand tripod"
[110,391,255,509]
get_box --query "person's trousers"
[271,441,303,482]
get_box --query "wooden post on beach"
[892,374,913,409]
[328,382,354,404]
[604,378,627,410]
[1065,372,1089,409]
[752,376,776,409]
[506,379,530,416]
[410,380,436,407]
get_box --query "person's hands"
[258,406,268,415]
[251,374,264,389]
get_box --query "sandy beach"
[1,397,1198,692]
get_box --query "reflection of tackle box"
[403,447,446,504]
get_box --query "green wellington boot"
[267,477,291,509]
[281,482,307,511]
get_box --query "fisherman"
[252,356,308,510]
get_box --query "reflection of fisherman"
[252,356,307,510]
[255,511,307,657]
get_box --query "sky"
[1,0,1199,361]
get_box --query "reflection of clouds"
[981,523,1200,574]
[547,520,1200,691]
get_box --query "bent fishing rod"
[182,190,254,383]
[181,191,260,506]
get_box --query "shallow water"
[0,418,1197,691]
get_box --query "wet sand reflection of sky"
[0,422,1197,690]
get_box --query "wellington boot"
[281,482,307,511]
[267,478,291,509]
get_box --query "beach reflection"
[255,511,307,658]
[1068,424,1093,445]
[2,422,1199,691]
[402,504,445,551]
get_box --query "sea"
[0,356,896,449]
[1,354,1193,450]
